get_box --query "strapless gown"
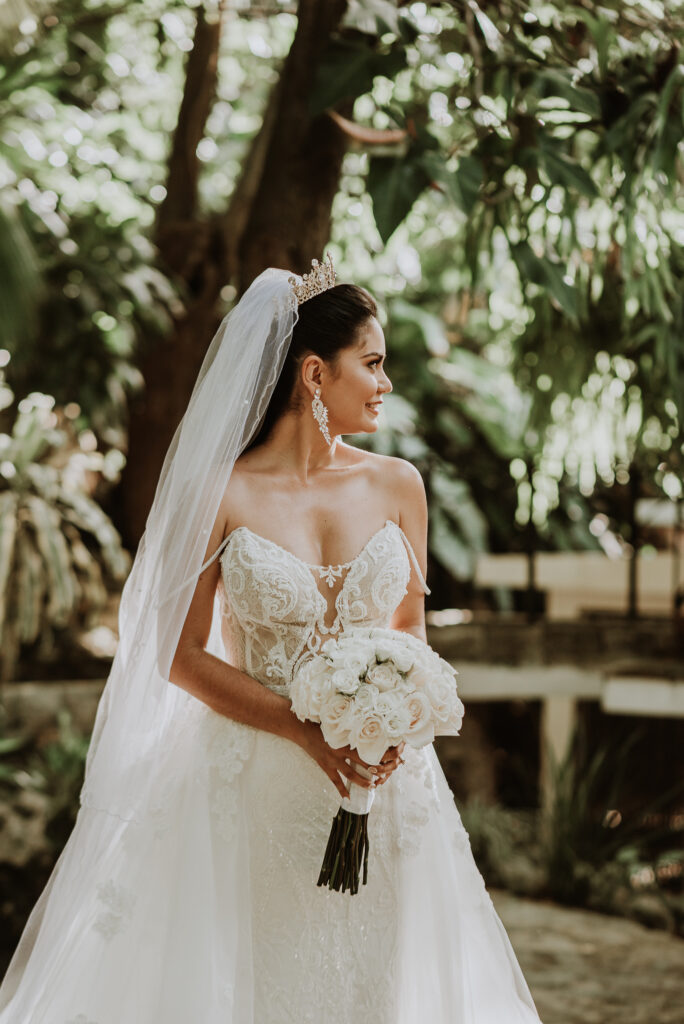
[0,520,542,1023]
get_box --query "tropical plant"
[0,359,129,680]
[2,0,683,555]
[541,722,684,907]
[26,708,90,844]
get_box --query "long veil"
[0,268,298,1020]
[84,267,298,820]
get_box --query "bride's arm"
[167,505,374,800]
[389,460,429,643]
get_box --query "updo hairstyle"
[245,283,377,451]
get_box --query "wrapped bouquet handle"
[317,761,375,893]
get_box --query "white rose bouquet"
[290,627,464,894]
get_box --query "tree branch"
[156,4,224,242]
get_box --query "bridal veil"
[0,268,299,1017]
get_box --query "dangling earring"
[312,387,331,445]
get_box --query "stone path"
[492,889,684,1024]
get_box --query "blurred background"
[0,1,683,1019]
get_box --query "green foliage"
[328,0,684,554]
[0,360,129,680]
[0,708,89,847]
[0,0,183,435]
[29,709,90,844]
[457,722,684,930]
[367,154,433,244]
[2,0,683,570]
[459,798,535,888]
[311,24,412,115]
[0,201,43,349]
[541,723,684,907]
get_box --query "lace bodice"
[216,519,428,695]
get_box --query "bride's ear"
[300,353,325,397]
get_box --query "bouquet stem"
[317,806,371,894]
[317,774,375,895]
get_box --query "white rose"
[441,688,465,732]
[366,661,400,693]
[406,660,433,690]
[373,637,396,661]
[345,650,374,676]
[384,703,412,741]
[376,639,415,673]
[446,694,465,733]
[353,683,379,712]
[350,639,377,667]
[290,659,332,721]
[374,691,399,717]
[320,693,354,750]
[351,712,389,765]
[394,675,414,696]
[392,647,416,673]
[423,674,456,723]
[404,691,435,748]
[326,636,374,675]
[331,667,361,695]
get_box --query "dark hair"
[245,283,378,452]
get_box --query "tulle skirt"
[0,701,542,1023]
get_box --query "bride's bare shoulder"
[342,445,425,501]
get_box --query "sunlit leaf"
[539,140,598,198]
[311,37,408,114]
[511,241,578,320]
[367,155,431,242]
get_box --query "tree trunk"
[120,0,349,546]
[238,0,349,285]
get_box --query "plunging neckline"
[220,518,398,574]
[220,519,400,638]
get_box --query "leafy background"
[0,0,682,608]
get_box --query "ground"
[493,889,684,1024]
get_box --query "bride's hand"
[295,722,404,799]
[295,721,379,799]
[375,742,405,785]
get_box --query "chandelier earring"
[312,387,331,445]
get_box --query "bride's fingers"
[340,760,375,789]
[380,752,402,770]
[338,744,373,770]
[327,768,349,800]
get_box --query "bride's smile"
[318,316,393,438]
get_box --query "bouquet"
[290,627,464,894]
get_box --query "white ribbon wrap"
[340,761,376,815]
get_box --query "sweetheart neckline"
[220,518,398,573]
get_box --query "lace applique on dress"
[217,520,419,694]
[199,714,256,840]
[92,880,136,941]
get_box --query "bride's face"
[324,317,392,436]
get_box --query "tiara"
[289,253,336,305]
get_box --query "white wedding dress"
[0,519,542,1023]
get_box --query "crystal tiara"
[289,253,336,305]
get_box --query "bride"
[0,258,542,1023]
